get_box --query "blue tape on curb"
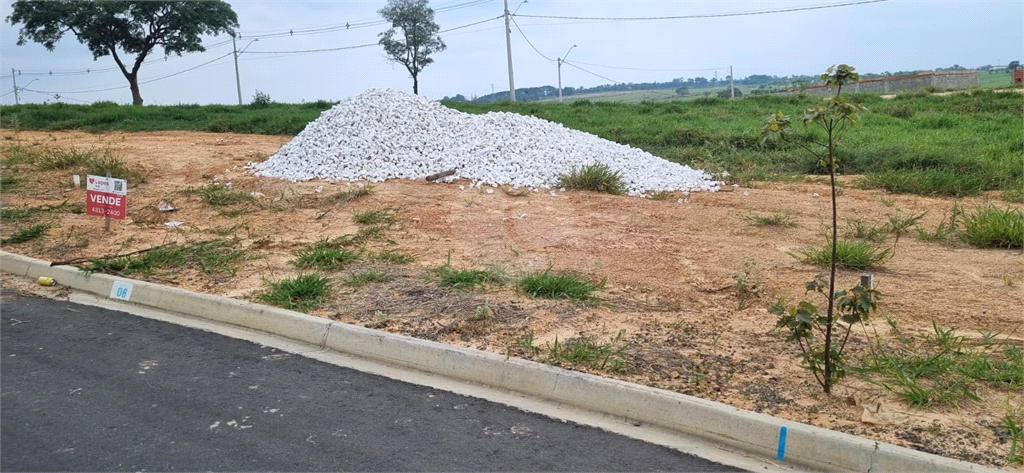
[777,425,788,460]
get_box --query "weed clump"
[518,267,605,301]
[259,273,332,313]
[558,162,625,195]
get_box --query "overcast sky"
[1,0,1021,105]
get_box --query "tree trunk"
[129,73,143,105]
[412,74,419,95]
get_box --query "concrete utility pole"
[233,34,242,106]
[503,0,516,102]
[557,45,576,103]
[730,65,735,99]
[11,68,19,105]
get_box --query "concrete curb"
[1,250,1003,473]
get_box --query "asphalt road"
[1,289,740,472]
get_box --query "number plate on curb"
[110,281,134,301]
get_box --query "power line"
[561,60,623,85]
[509,16,555,62]
[12,38,235,77]
[22,52,234,96]
[566,60,727,73]
[514,0,889,21]
[244,43,377,55]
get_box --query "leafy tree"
[7,1,239,106]
[1009,60,1021,71]
[675,86,689,96]
[378,0,446,95]
[760,64,875,394]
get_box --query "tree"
[378,0,446,95]
[7,1,238,106]
[760,65,877,394]
[675,86,689,97]
[1008,60,1021,71]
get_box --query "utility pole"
[557,44,576,103]
[11,68,19,105]
[232,34,242,106]
[503,0,516,102]
[730,65,735,99]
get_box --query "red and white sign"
[86,175,127,220]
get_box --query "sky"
[0,0,1021,105]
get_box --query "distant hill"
[442,64,1017,103]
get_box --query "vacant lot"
[2,128,1021,468]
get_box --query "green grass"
[1,222,51,244]
[291,239,361,270]
[258,273,332,313]
[432,264,506,291]
[1002,408,1024,464]
[342,271,395,288]
[743,212,797,227]
[858,322,1023,408]
[513,329,630,372]
[79,240,246,277]
[518,267,606,300]
[179,184,256,206]
[1,145,147,184]
[0,101,336,135]
[558,162,625,195]
[352,208,397,226]
[799,238,892,270]
[0,175,17,191]
[371,248,415,264]
[448,91,1023,196]
[332,185,373,203]
[959,204,1024,249]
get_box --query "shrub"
[558,162,625,195]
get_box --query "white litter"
[251,89,720,197]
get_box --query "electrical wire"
[561,60,623,85]
[566,60,727,73]
[509,16,555,62]
[22,51,234,95]
[13,38,235,77]
[513,0,889,21]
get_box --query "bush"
[558,162,625,195]
[961,204,1024,249]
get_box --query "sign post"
[86,174,127,231]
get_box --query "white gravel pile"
[251,89,720,196]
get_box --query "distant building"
[800,70,980,95]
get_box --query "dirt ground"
[2,130,1022,468]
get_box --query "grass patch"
[179,184,256,206]
[842,218,889,242]
[0,175,16,191]
[258,273,332,313]
[858,321,1023,408]
[84,152,148,185]
[960,204,1023,249]
[79,240,246,277]
[518,267,606,300]
[343,271,394,288]
[35,147,95,170]
[1,206,38,220]
[352,208,397,226]
[743,212,797,227]
[371,248,415,264]
[432,264,506,291]
[291,239,361,270]
[513,329,630,372]
[798,238,891,270]
[558,162,625,195]
[1,222,52,244]
[1003,408,1024,464]
[332,185,373,203]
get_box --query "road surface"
[1,289,740,471]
